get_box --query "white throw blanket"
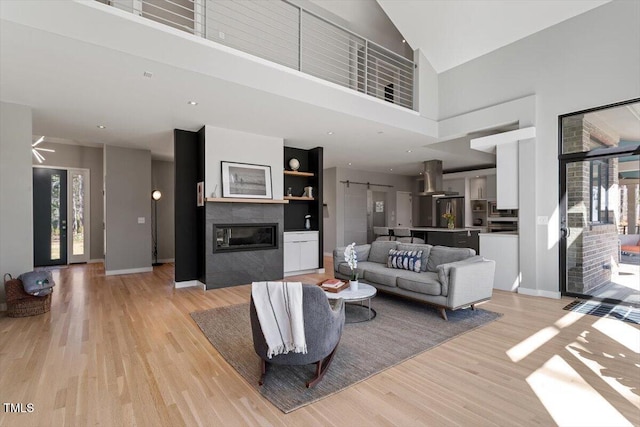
[251,281,307,359]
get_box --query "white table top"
[324,282,377,301]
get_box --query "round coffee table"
[325,283,377,323]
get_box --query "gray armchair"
[250,284,345,388]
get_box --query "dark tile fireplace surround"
[205,203,284,289]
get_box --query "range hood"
[418,160,458,196]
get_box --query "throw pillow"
[387,249,423,273]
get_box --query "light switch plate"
[138,217,145,224]
[537,216,549,225]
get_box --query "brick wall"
[563,116,619,294]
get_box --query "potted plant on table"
[344,242,359,291]
[443,212,456,229]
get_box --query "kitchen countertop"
[479,232,519,237]
[409,227,482,233]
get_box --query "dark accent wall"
[174,128,204,282]
[284,146,323,268]
[205,203,284,289]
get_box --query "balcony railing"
[103,0,416,110]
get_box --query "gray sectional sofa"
[333,241,496,320]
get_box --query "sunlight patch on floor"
[566,342,640,409]
[527,355,633,427]
[592,317,640,353]
[507,326,559,363]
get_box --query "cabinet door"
[299,240,319,270]
[284,241,300,273]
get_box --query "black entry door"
[33,168,68,266]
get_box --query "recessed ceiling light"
[475,175,480,178]
[97,125,106,129]
[348,162,352,166]
[402,39,406,43]
[406,150,412,153]
[390,168,393,171]
[327,131,334,135]
[419,172,423,175]
[187,101,198,105]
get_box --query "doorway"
[396,191,412,228]
[33,167,90,266]
[559,99,640,305]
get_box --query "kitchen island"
[409,227,481,253]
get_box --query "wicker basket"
[5,277,52,318]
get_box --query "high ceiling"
[377,0,611,72]
[0,0,623,177]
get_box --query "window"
[590,159,611,224]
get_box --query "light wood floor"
[1,260,638,426]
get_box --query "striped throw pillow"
[387,249,423,273]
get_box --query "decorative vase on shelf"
[447,220,455,229]
[289,158,300,171]
[349,280,359,291]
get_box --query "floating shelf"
[284,170,315,177]
[284,196,314,201]
[205,198,289,204]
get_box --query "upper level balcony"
[101,0,416,110]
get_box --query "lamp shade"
[152,190,162,201]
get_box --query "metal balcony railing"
[103,0,416,110]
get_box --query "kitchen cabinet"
[284,231,319,274]
[497,142,519,209]
[426,230,479,253]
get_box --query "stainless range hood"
[418,160,458,196]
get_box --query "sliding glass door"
[559,99,640,305]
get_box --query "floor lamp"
[152,190,163,266]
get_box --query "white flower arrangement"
[344,242,358,281]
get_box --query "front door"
[33,168,68,266]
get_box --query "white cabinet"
[486,174,497,200]
[284,231,319,274]
[496,142,519,209]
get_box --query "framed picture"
[221,161,272,199]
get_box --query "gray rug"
[191,294,502,413]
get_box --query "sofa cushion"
[353,245,371,264]
[387,249,423,272]
[337,261,377,279]
[426,246,476,272]
[436,256,485,296]
[397,243,432,272]
[396,271,442,296]
[368,241,398,264]
[363,263,399,287]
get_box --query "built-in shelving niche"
[284,146,323,268]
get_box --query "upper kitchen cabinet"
[496,142,518,209]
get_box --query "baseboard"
[157,258,175,263]
[317,268,325,274]
[175,280,205,289]
[517,287,561,299]
[88,259,104,264]
[284,268,321,277]
[105,267,153,276]
[323,252,333,257]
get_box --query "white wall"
[104,145,152,274]
[323,167,337,255]
[439,0,640,296]
[414,49,438,120]
[204,125,284,200]
[0,102,33,303]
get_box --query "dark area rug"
[191,293,502,413]
[563,300,640,324]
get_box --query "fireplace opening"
[213,223,278,253]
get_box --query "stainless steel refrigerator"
[435,196,465,228]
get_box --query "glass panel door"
[33,168,68,266]
[68,169,90,263]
